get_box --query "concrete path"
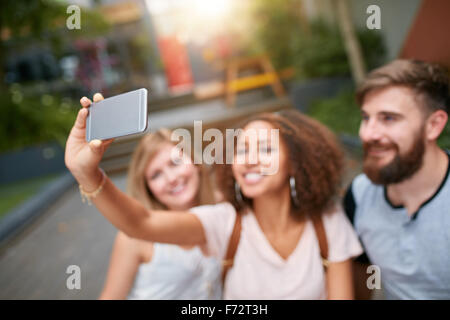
[0,173,126,299]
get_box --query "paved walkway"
[0,174,126,299]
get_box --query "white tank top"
[127,243,222,300]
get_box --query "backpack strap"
[221,212,242,287]
[312,215,329,271]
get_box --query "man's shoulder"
[352,173,372,189]
[344,174,374,224]
[349,173,378,204]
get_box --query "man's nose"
[360,119,383,142]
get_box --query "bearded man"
[344,59,450,300]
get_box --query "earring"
[235,181,244,205]
[290,176,300,208]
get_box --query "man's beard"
[362,128,426,185]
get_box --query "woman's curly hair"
[215,109,344,220]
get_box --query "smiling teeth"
[245,173,262,182]
[172,184,185,194]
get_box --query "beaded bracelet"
[79,168,107,205]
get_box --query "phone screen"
[86,88,148,141]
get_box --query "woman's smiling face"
[145,143,200,210]
[232,120,290,199]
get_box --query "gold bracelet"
[79,168,107,205]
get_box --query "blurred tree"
[247,0,385,80]
[128,32,158,73]
[0,0,110,88]
[334,0,366,84]
[0,0,110,152]
[247,0,307,70]
[0,88,78,152]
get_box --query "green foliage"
[292,20,386,79]
[248,0,386,79]
[64,7,111,39]
[358,28,386,73]
[0,0,110,64]
[0,0,66,38]
[0,0,110,39]
[0,1,111,153]
[291,20,350,78]
[0,84,78,153]
[438,121,450,150]
[307,89,361,136]
[128,32,160,72]
[248,0,304,69]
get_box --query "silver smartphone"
[85,88,148,142]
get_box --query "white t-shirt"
[190,202,363,299]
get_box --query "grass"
[0,174,60,221]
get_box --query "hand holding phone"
[65,89,148,191]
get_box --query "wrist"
[75,167,104,193]
[79,168,107,205]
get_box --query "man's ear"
[426,110,448,141]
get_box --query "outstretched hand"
[65,93,114,191]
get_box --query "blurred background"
[0,0,449,299]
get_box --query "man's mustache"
[362,141,398,155]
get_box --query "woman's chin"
[168,191,197,209]
[241,186,265,200]
[241,182,286,200]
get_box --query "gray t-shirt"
[344,150,450,299]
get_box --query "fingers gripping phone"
[86,88,148,142]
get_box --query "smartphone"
[85,88,148,142]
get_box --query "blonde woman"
[66,93,363,299]
[99,129,222,299]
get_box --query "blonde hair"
[126,129,216,210]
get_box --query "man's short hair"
[356,59,450,115]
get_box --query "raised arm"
[65,93,206,245]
